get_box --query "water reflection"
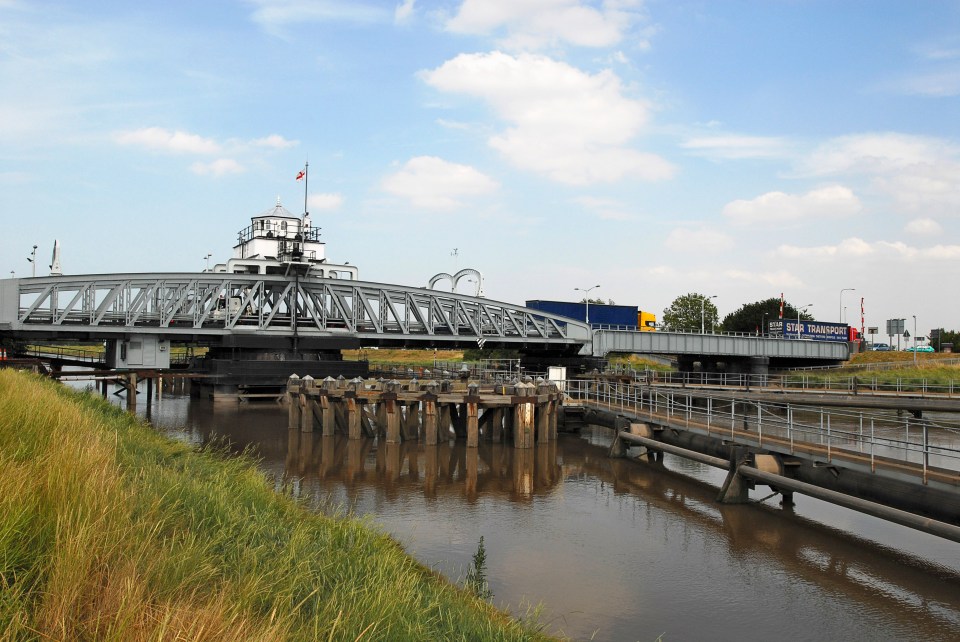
[283,432,561,504]
[94,390,960,641]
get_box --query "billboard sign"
[768,320,849,342]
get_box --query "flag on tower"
[296,169,306,181]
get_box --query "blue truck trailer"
[525,300,638,328]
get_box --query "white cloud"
[802,133,956,175]
[720,268,802,290]
[421,51,674,185]
[664,227,733,252]
[722,185,861,226]
[247,0,387,33]
[381,156,499,209]
[776,237,960,261]
[444,0,644,51]
[394,0,415,23]
[252,134,299,149]
[895,70,960,97]
[190,159,244,176]
[904,218,942,236]
[115,127,221,154]
[309,192,344,210]
[800,133,960,216]
[681,134,789,160]
[575,196,634,221]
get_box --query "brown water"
[130,392,960,641]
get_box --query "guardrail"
[564,379,960,478]
[599,368,960,398]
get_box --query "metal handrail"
[562,379,960,477]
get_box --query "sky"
[2,0,959,339]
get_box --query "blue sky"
[2,0,959,338]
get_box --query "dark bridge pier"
[287,375,562,448]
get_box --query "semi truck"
[525,300,657,330]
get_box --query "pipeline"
[736,465,960,544]
[618,431,728,468]
[617,430,960,544]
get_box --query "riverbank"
[0,369,551,641]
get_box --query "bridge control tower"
[213,199,357,280]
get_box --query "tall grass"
[0,369,551,641]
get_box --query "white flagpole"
[303,161,309,218]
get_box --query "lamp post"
[574,285,600,327]
[701,295,717,334]
[840,288,855,322]
[913,315,917,366]
[797,304,813,339]
[762,312,768,336]
[203,253,212,271]
[27,244,38,277]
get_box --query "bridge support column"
[383,394,401,444]
[402,402,421,440]
[488,408,504,442]
[300,394,314,433]
[536,402,550,443]
[718,446,751,503]
[125,372,137,412]
[439,405,452,441]
[513,400,535,448]
[287,375,301,430]
[466,401,479,448]
[320,396,335,436]
[422,395,439,445]
[346,395,361,440]
[466,383,480,448]
[548,398,558,440]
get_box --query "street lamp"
[761,312,769,336]
[574,285,600,326]
[203,253,212,271]
[912,315,917,366]
[701,295,717,334]
[27,244,38,277]
[840,288,855,322]
[797,304,813,339]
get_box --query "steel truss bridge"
[0,274,850,370]
[0,274,590,354]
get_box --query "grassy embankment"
[0,369,551,641]
[785,351,960,390]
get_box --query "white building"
[212,200,357,279]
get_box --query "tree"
[579,297,614,305]
[720,298,815,334]
[928,328,960,352]
[662,293,718,332]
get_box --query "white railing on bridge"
[563,379,960,479]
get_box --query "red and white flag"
[296,169,306,181]
[779,293,784,319]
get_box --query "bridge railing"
[564,379,960,478]
[603,368,960,398]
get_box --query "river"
[102,387,960,641]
